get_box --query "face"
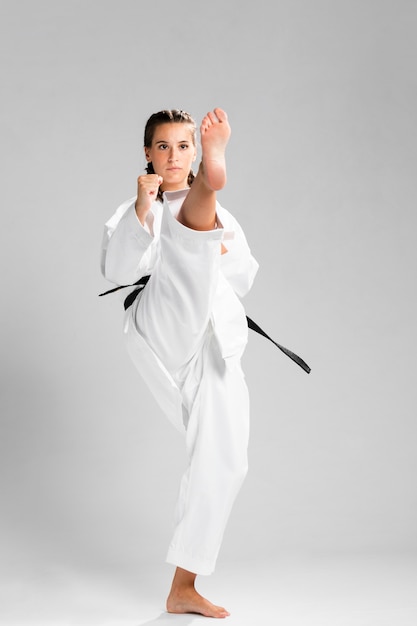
[145,123,197,191]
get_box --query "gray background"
[1,0,416,600]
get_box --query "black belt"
[99,276,311,374]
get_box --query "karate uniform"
[101,188,258,575]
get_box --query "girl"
[101,108,258,618]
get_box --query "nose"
[168,147,178,162]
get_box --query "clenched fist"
[135,174,163,225]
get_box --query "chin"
[165,178,188,188]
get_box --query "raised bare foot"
[166,585,230,619]
[200,108,231,191]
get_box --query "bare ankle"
[166,568,230,618]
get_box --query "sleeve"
[217,205,259,298]
[100,197,156,285]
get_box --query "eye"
[179,143,189,150]
[158,144,168,150]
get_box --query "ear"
[144,147,151,162]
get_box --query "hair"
[144,109,197,201]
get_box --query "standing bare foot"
[200,108,231,191]
[166,567,230,618]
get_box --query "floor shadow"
[138,612,208,626]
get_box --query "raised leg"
[177,108,231,231]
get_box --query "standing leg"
[166,333,250,618]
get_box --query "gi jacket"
[101,190,259,431]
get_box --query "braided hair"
[144,109,196,202]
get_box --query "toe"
[214,107,227,122]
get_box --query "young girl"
[101,108,259,618]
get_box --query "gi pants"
[124,190,250,576]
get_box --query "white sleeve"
[101,197,156,285]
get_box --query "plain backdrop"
[1,0,416,590]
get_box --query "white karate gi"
[101,188,258,575]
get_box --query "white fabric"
[101,188,258,574]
